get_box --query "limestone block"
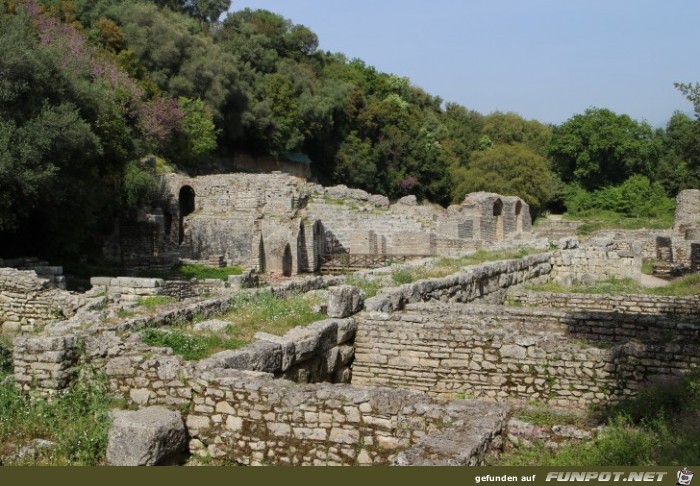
[193,319,231,333]
[106,407,187,466]
[328,286,364,318]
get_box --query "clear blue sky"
[228,0,700,127]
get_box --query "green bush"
[563,176,675,219]
[137,295,176,309]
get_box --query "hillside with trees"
[0,0,698,261]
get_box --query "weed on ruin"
[0,373,123,465]
[497,370,700,466]
[141,328,246,360]
[139,264,243,281]
[526,274,700,297]
[137,295,177,309]
[140,290,325,360]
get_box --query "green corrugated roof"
[283,153,312,165]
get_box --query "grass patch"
[222,291,326,342]
[0,373,123,465]
[0,336,11,374]
[563,210,673,235]
[141,328,246,361]
[140,291,325,360]
[139,264,243,281]
[641,259,656,275]
[515,402,585,428]
[498,370,700,466]
[345,274,384,298]
[526,274,700,297]
[137,295,176,309]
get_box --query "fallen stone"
[328,286,364,318]
[106,407,187,466]
[193,319,231,333]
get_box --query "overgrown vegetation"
[345,274,385,298]
[140,264,243,281]
[3,1,699,263]
[140,290,324,360]
[141,328,245,361]
[0,372,123,465]
[137,295,176,309]
[526,274,700,297]
[498,370,700,466]
[0,336,12,374]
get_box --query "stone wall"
[674,189,700,235]
[549,248,641,284]
[508,290,700,324]
[352,303,700,407]
[185,371,507,466]
[0,268,84,333]
[364,253,554,313]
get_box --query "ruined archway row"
[104,173,533,276]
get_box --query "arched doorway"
[515,201,523,233]
[493,199,504,241]
[178,186,195,245]
[282,243,293,277]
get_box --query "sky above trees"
[230,0,700,126]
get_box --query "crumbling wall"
[0,268,84,333]
[549,248,641,284]
[674,189,700,235]
[353,303,700,407]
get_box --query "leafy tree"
[549,108,661,191]
[452,144,554,213]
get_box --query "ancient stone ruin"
[2,183,700,466]
[103,172,533,276]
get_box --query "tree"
[549,108,661,191]
[452,144,554,214]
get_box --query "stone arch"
[493,199,504,241]
[282,243,293,277]
[515,200,523,233]
[178,186,195,245]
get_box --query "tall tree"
[549,108,661,191]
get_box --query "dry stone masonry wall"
[352,303,700,407]
[0,268,84,333]
[508,290,700,324]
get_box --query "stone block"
[193,319,231,333]
[106,407,186,466]
[328,286,364,318]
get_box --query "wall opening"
[312,221,326,272]
[493,199,504,241]
[178,186,195,245]
[297,221,308,273]
[515,201,523,233]
[258,236,266,273]
[282,243,293,277]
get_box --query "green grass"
[0,373,123,465]
[139,264,243,281]
[223,291,326,341]
[497,370,700,466]
[141,328,246,361]
[563,210,674,235]
[345,274,384,298]
[0,336,11,374]
[526,274,700,297]
[140,291,325,360]
[137,295,176,309]
[515,402,586,428]
[386,247,544,286]
[641,259,656,275]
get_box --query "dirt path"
[639,274,671,288]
